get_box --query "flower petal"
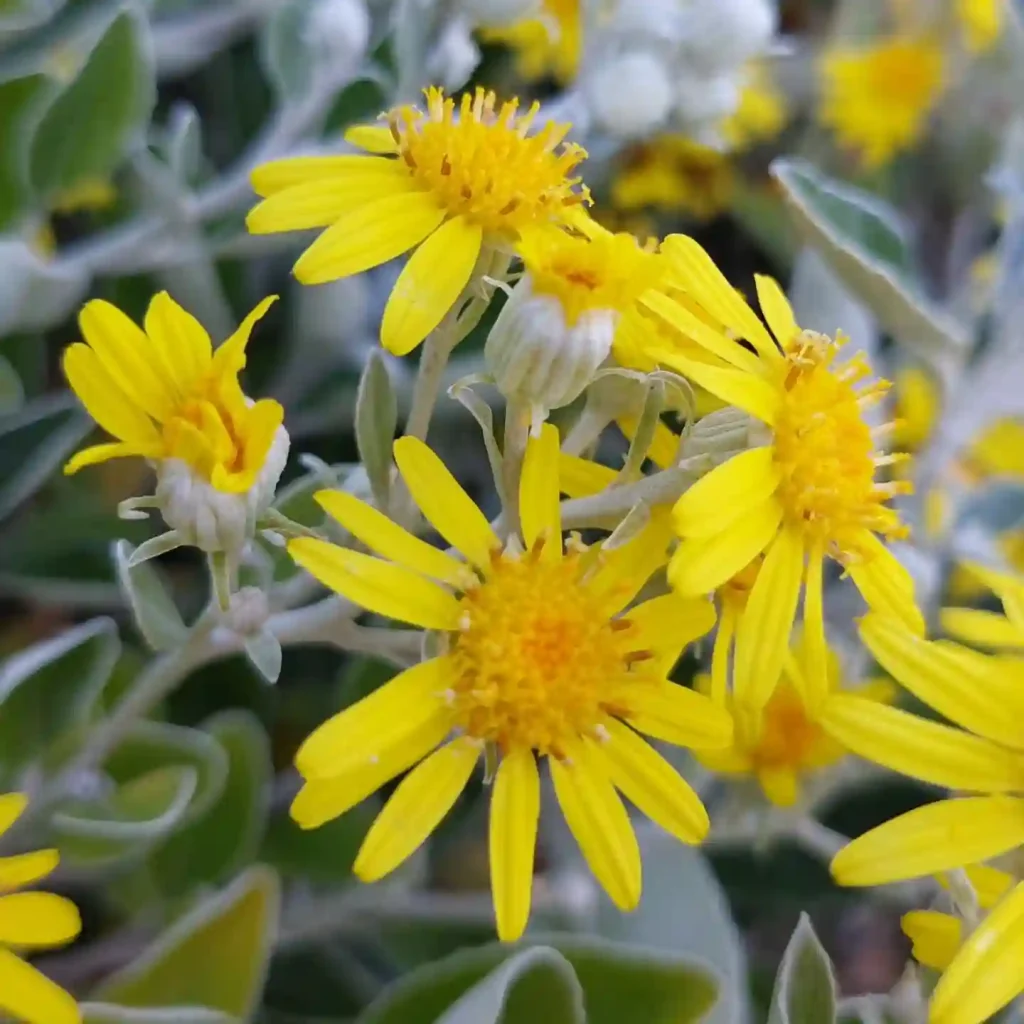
[653,350,779,425]
[821,695,1024,792]
[860,613,1024,750]
[615,680,734,749]
[314,489,469,587]
[940,607,1024,650]
[210,295,278,377]
[489,748,540,942]
[294,191,445,285]
[519,423,562,558]
[0,947,79,1024]
[251,154,397,195]
[847,535,925,636]
[902,910,961,971]
[0,892,81,947]
[672,448,780,540]
[595,719,709,843]
[733,526,805,710]
[550,742,641,911]
[354,737,479,882]
[623,592,716,675]
[0,794,27,837]
[393,436,500,567]
[961,562,1024,631]
[0,849,59,890]
[831,797,1024,886]
[345,125,399,154]
[758,766,800,807]
[800,540,829,710]
[668,498,782,595]
[287,538,462,630]
[143,290,213,394]
[754,275,799,347]
[295,657,454,780]
[558,454,616,498]
[64,442,140,475]
[381,215,483,356]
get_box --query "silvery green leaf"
[82,1006,235,1024]
[0,0,65,37]
[0,353,24,415]
[768,913,838,1024]
[355,350,397,510]
[244,628,282,684]
[0,73,53,229]
[163,102,202,184]
[259,1,313,100]
[771,158,969,365]
[113,539,188,652]
[0,236,90,335]
[449,377,507,509]
[128,531,184,567]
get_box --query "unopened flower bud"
[304,0,371,73]
[677,0,776,71]
[584,50,673,139]
[674,71,741,132]
[224,586,270,636]
[426,19,481,90]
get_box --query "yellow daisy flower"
[641,236,922,710]
[955,0,1003,53]
[720,62,788,151]
[285,426,733,940]
[611,136,735,222]
[479,0,581,84]
[0,793,81,1024]
[818,37,944,169]
[247,87,589,356]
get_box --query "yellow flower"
[50,178,117,216]
[818,37,944,169]
[0,793,81,1024]
[956,0,1003,52]
[285,426,733,941]
[961,417,1024,479]
[720,62,788,151]
[611,135,735,221]
[247,87,589,356]
[641,236,921,711]
[63,292,282,493]
[479,0,581,84]
[892,365,940,452]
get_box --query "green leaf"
[244,628,283,684]
[113,540,188,652]
[150,711,272,897]
[0,352,24,414]
[771,158,969,363]
[30,9,156,201]
[94,866,280,1017]
[358,937,718,1024]
[259,1,312,100]
[0,616,117,781]
[355,350,397,510]
[82,1005,235,1024]
[767,914,838,1024]
[0,73,52,228]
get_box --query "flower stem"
[501,400,530,538]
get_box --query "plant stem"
[501,400,530,538]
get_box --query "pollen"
[772,331,911,559]
[388,87,589,236]
[449,550,643,756]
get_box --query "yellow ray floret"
[640,235,921,710]
[62,293,282,494]
[478,0,581,85]
[956,0,1003,53]
[818,37,944,169]
[284,425,732,941]
[0,793,81,1024]
[248,87,589,356]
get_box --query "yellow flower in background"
[247,87,589,356]
[286,426,733,941]
[479,0,581,84]
[960,417,1024,479]
[642,235,921,712]
[720,62,788,151]
[0,793,81,1024]
[892,365,940,452]
[818,37,944,169]
[611,136,735,221]
[956,0,1003,52]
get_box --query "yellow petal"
[940,607,1024,650]
[588,514,674,614]
[314,489,469,587]
[754,275,799,347]
[961,562,1024,631]
[381,214,483,356]
[294,657,454,780]
[287,538,462,630]
[354,737,478,881]
[0,849,59,890]
[938,864,1015,910]
[550,742,641,911]
[799,540,829,710]
[653,350,779,425]
[0,794,27,838]
[251,153,397,195]
[616,680,734,749]
[668,498,781,595]
[733,527,805,710]
[558,453,616,498]
[860,613,1024,751]
[623,592,716,676]
[902,910,961,971]
[519,422,562,558]
[595,720,709,843]
[210,295,279,377]
[142,290,213,395]
[831,797,1024,886]
[247,167,413,232]
[64,441,141,475]
[847,534,925,636]
[932,881,1024,1024]
[62,344,161,448]
[0,947,80,1024]
[672,448,780,540]
[290,711,451,829]
[758,766,800,807]
[821,695,1024,793]
[211,398,284,494]
[345,125,399,154]
[393,436,500,567]
[294,191,445,285]
[489,748,540,942]
[0,892,81,947]
[78,299,176,420]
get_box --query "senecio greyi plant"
[1,0,1023,1022]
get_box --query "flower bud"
[676,0,776,72]
[674,71,741,134]
[224,586,271,636]
[584,50,673,139]
[426,19,481,90]
[303,0,371,73]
